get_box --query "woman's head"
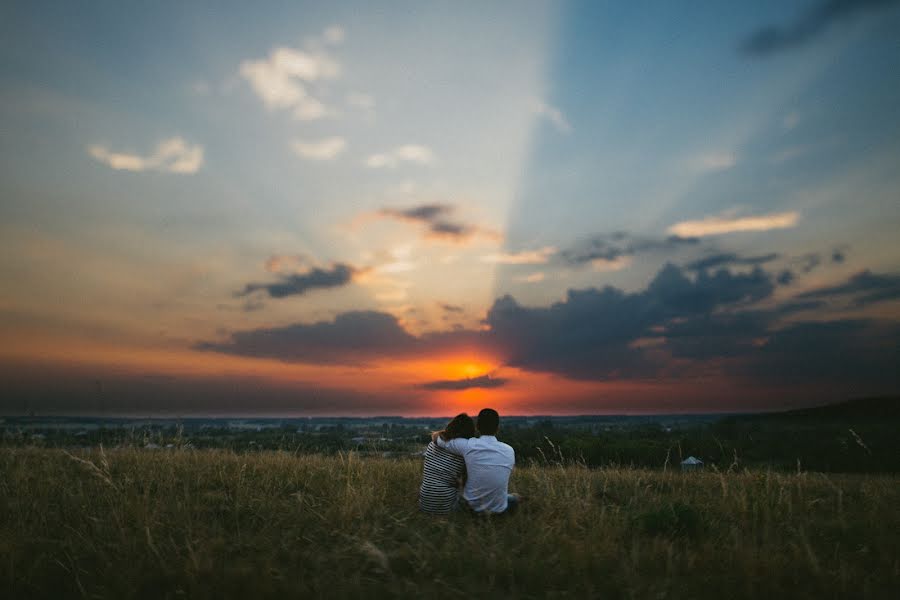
[441,413,476,440]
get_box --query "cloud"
[777,270,796,285]
[264,254,310,273]
[199,261,900,392]
[531,99,571,133]
[740,319,900,388]
[197,311,418,365]
[516,272,545,283]
[322,25,345,45]
[481,246,557,265]
[691,152,737,172]
[346,91,375,114]
[238,43,339,120]
[590,256,633,272]
[420,375,508,391]
[485,261,900,389]
[365,144,435,168]
[375,203,501,244]
[88,137,204,174]
[238,263,358,298]
[290,137,346,160]
[561,232,698,266]
[685,252,779,271]
[783,111,801,130]
[485,263,776,380]
[740,0,900,57]
[796,270,900,306]
[798,252,822,273]
[667,211,800,237]
[439,303,464,313]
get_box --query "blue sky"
[1,1,898,415]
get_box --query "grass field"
[2,447,898,599]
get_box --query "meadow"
[2,447,898,599]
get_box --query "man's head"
[476,408,500,436]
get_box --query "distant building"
[681,456,703,471]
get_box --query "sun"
[460,363,486,378]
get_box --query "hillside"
[770,396,900,421]
[2,448,899,599]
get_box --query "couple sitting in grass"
[419,408,521,516]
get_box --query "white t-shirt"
[436,434,515,513]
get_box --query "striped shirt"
[418,440,467,514]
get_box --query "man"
[434,408,520,514]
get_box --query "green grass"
[2,448,898,599]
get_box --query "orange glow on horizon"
[0,330,746,416]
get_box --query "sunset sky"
[1,1,899,416]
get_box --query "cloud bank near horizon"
[200,262,900,392]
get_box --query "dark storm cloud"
[777,270,795,285]
[684,252,779,272]
[561,232,698,266]
[196,311,418,364]
[484,261,898,388]
[796,270,900,306]
[740,0,900,57]
[739,319,900,387]
[197,311,493,368]
[238,263,356,299]
[420,375,508,391]
[799,253,822,273]
[200,262,900,394]
[378,203,496,243]
[485,263,776,380]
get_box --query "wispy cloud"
[515,272,545,283]
[290,137,346,161]
[783,111,800,130]
[562,232,698,267]
[420,374,508,391]
[88,137,204,174]
[365,144,435,168]
[481,246,557,264]
[238,29,342,120]
[668,211,800,237]
[264,254,310,273]
[740,0,900,57]
[322,25,345,45]
[691,152,737,172]
[346,91,375,111]
[373,203,501,244]
[796,270,900,307]
[590,255,633,272]
[238,262,360,298]
[531,99,571,133]
[685,252,780,272]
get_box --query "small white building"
[681,456,704,471]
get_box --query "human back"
[418,413,475,514]
[434,408,518,514]
[456,434,514,512]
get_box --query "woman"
[418,413,475,515]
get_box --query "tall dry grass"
[1,447,898,598]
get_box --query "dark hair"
[440,413,475,440]
[477,408,500,435]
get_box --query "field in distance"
[2,447,898,599]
